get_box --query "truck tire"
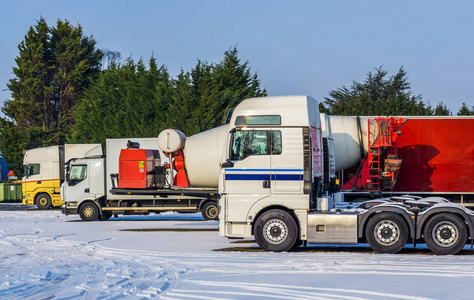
[79,202,100,221]
[36,193,52,209]
[423,214,467,255]
[201,201,218,221]
[254,209,298,252]
[100,213,113,221]
[365,212,408,254]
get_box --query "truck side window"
[69,165,87,183]
[26,164,40,176]
[230,130,282,160]
[231,130,268,160]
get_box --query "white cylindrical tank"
[158,129,186,153]
[328,116,370,171]
[184,125,229,187]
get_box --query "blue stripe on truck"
[224,169,303,181]
[225,174,271,181]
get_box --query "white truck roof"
[229,95,321,129]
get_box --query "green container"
[2,183,22,202]
[0,183,4,201]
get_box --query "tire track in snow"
[168,280,434,300]
[0,234,189,299]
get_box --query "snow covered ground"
[1,203,474,299]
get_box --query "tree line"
[1,18,473,176]
[70,47,266,144]
[321,67,474,116]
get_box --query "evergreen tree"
[0,18,102,175]
[70,58,173,143]
[324,67,431,116]
[433,101,451,116]
[210,47,266,128]
[49,20,103,126]
[457,102,474,115]
[3,18,50,131]
[318,102,329,114]
[72,47,266,140]
[167,68,202,135]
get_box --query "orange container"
[118,149,160,189]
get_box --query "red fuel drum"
[394,118,474,193]
[119,149,160,189]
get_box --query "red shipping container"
[118,149,160,189]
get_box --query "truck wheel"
[202,202,218,220]
[423,214,467,255]
[36,193,52,209]
[254,209,298,252]
[79,202,100,221]
[366,212,408,254]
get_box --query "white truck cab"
[218,96,324,249]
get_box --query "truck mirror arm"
[66,172,71,184]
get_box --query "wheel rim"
[83,206,95,219]
[263,218,288,245]
[207,206,218,219]
[374,220,400,246]
[39,197,48,206]
[432,221,459,248]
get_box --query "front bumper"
[61,204,78,215]
[23,195,34,205]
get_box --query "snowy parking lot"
[1,203,474,299]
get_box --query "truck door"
[63,163,90,203]
[223,129,271,221]
[270,128,304,193]
[23,162,42,188]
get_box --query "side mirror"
[221,159,234,168]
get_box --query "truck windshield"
[68,165,87,183]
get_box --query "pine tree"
[457,102,473,115]
[3,17,50,131]
[324,67,430,116]
[211,47,266,127]
[167,68,201,135]
[71,47,267,140]
[318,102,329,114]
[433,102,451,116]
[49,20,103,126]
[70,58,173,143]
[0,18,102,175]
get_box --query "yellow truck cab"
[22,146,64,209]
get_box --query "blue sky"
[1,0,473,114]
